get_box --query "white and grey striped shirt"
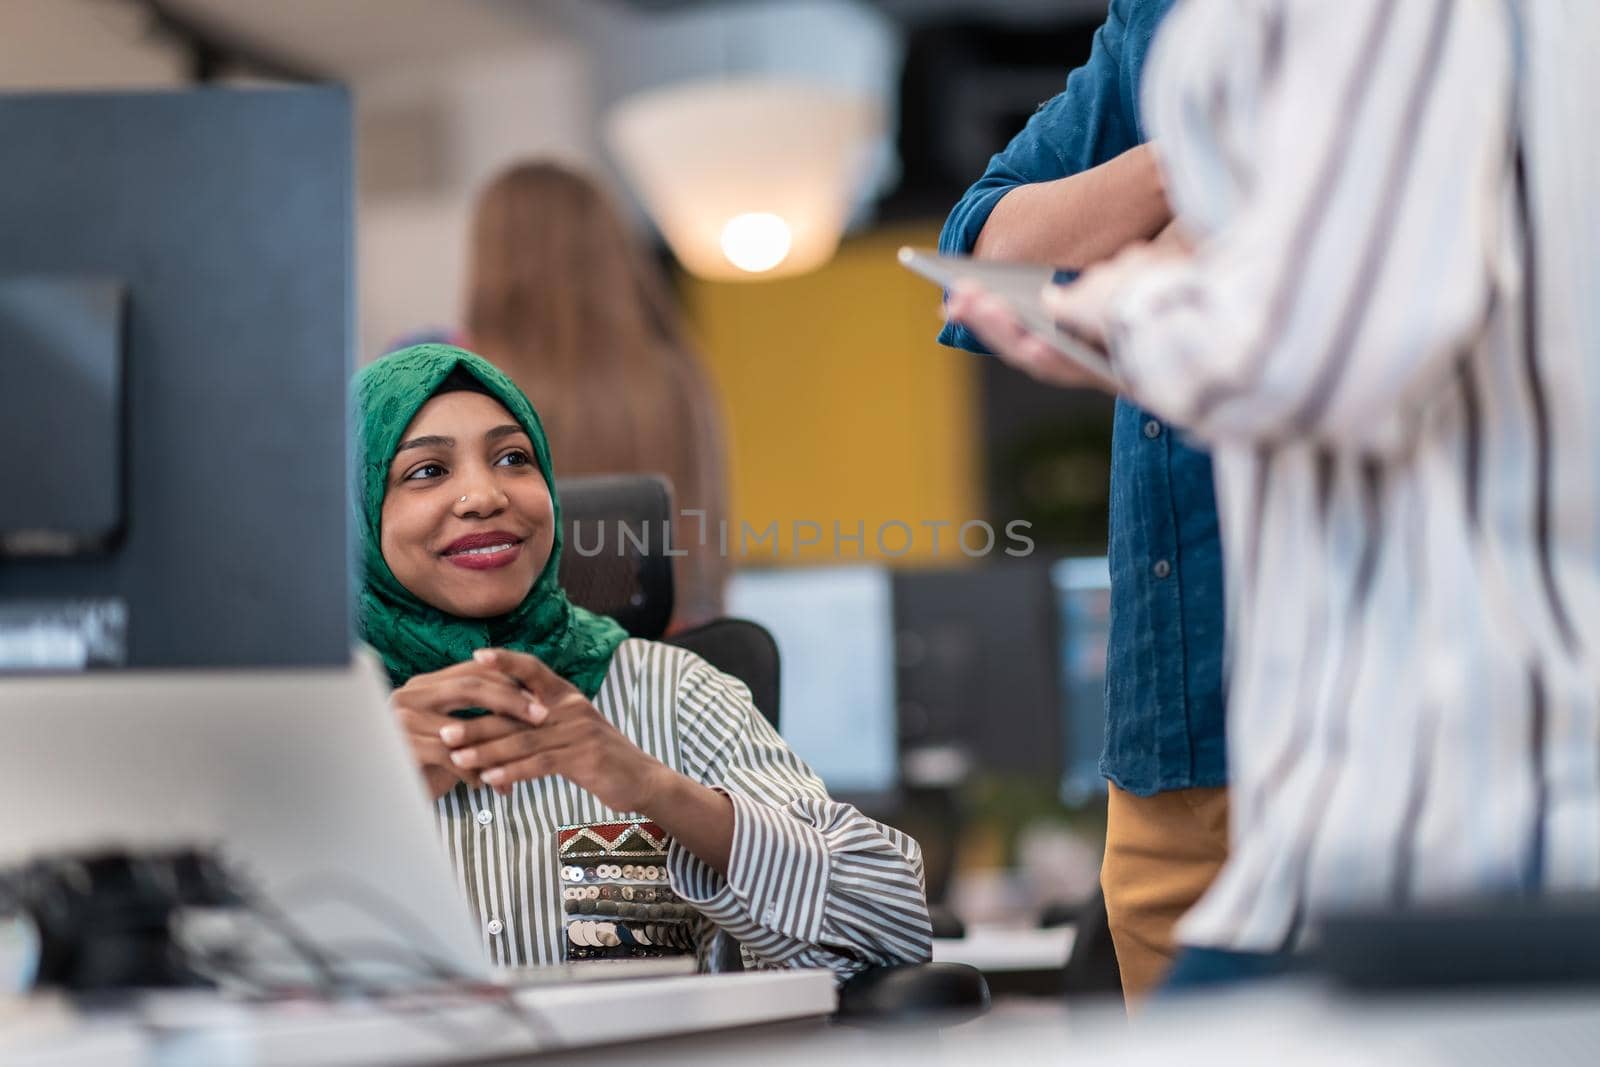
[434,638,932,977]
[1105,0,1600,951]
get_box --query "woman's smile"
[441,530,525,570]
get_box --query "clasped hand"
[389,648,666,812]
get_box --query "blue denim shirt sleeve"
[936,0,1141,354]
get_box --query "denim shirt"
[936,0,1226,796]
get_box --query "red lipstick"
[441,531,523,571]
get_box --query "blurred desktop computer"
[725,566,899,795]
[729,560,1085,779]
[0,88,352,670]
[1052,557,1111,806]
[729,559,1083,788]
[727,558,1105,807]
[891,558,1063,785]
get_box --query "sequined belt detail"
[556,819,691,961]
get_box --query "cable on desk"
[228,876,556,1047]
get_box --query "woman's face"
[379,390,555,618]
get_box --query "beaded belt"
[556,820,693,960]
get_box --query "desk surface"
[0,969,837,1067]
[543,983,1600,1067]
[9,975,1600,1066]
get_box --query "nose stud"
[459,495,469,503]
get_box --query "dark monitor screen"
[0,277,126,557]
[0,89,351,670]
[892,558,1063,782]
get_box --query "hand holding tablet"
[898,246,1118,391]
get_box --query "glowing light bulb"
[719,212,792,273]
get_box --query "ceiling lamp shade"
[605,79,884,282]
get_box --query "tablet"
[898,246,1113,377]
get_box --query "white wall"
[0,0,185,89]
[353,39,596,360]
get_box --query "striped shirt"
[1104,0,1600,951]
[434,638,933,977]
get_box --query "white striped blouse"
[1105,0,1600,951]
[433,638,933,978]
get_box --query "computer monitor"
[1052,556,1110,805]
[891,558,1063,782]
[725,566,899,795]
[0,89,351,670]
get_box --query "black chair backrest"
[554,474,675,640]
[556,475,780,731]
[664,619,780,732]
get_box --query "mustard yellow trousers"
[1101,782,1230,1001]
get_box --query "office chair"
[556,474,990,1021]
[556,473,675,641]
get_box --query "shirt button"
[475,809,493,827]
[1143,419,1163,439]
[1152,559,1172,579]
[486,918,505,936]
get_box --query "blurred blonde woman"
[464,161,729,630]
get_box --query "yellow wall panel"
[682,223,981,566]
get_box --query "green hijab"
[353,343,626,696]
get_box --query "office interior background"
[1,0,1122,932]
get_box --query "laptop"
[0,652,693,989]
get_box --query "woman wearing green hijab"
[355,344,930,977]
